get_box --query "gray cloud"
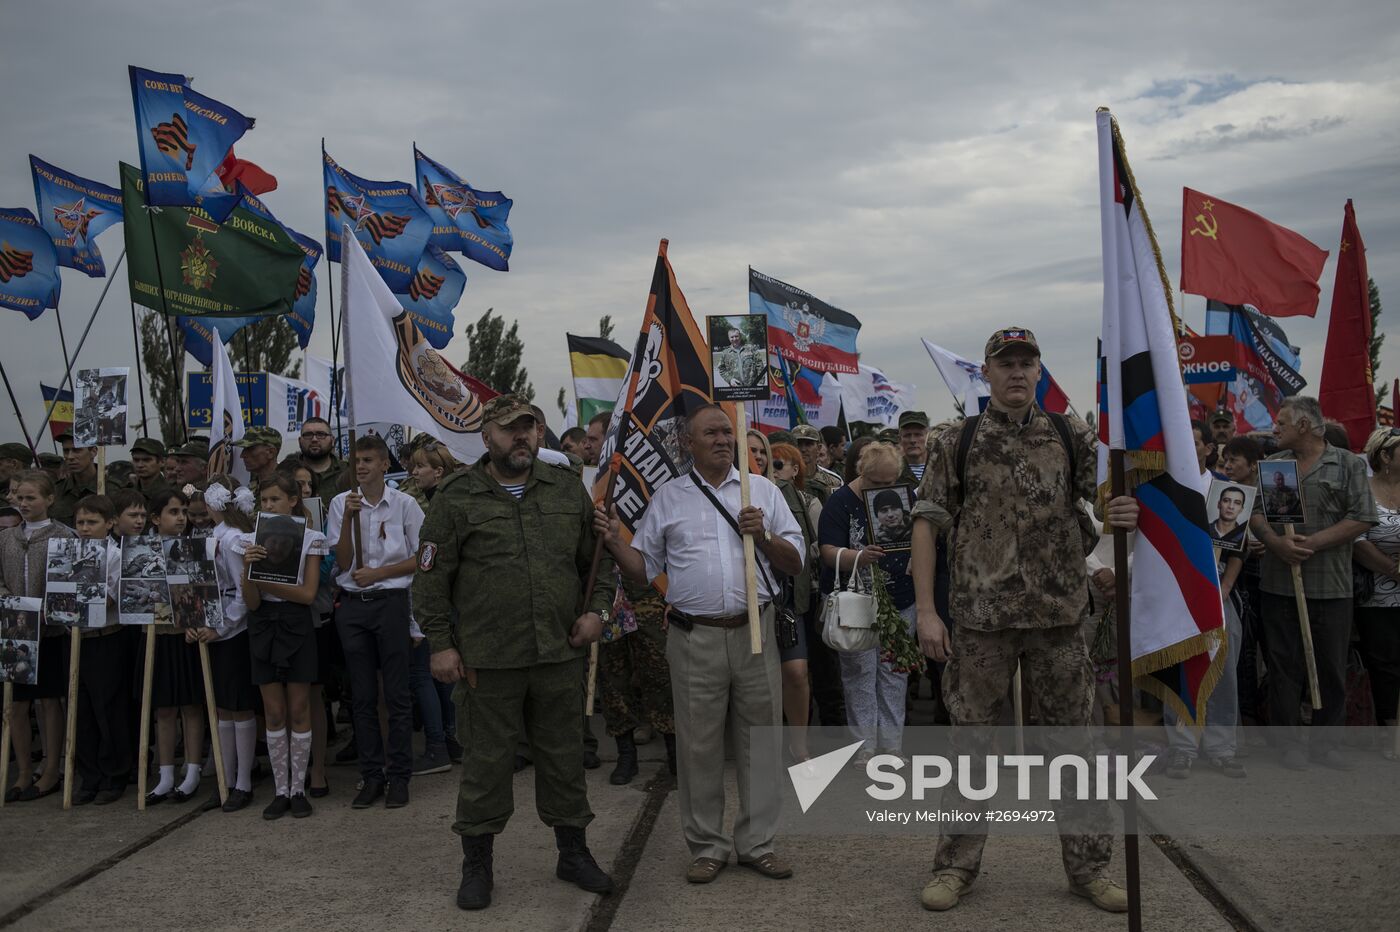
[2,0,1398,447]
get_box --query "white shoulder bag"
[821,548,878,653]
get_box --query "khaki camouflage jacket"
[411,456,616,669]
[912,404,1097,632]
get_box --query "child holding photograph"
[0,470,75,802]
[194,477,259,813]
[238,473,326,820]
[144,488,207,805]
[70,495,132,805]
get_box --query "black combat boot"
[554,826,614,894]
[610,731,639,785]
[664,733,677,775]
[457,834,495,910]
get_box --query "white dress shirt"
[212,523,248,639]
[630,467,804,616]
[325,486,424,591]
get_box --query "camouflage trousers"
[598,596,674,738]
[934,624,1113,885]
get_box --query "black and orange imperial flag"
[596,239,719,543]
[121,162,304,318]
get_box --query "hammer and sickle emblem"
[1190,210,1219,240]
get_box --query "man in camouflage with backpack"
[908,327,1141,915]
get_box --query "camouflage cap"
[768,430,794,446]
[232,426,282,449]
[898,410,930,429]
[791,424,823,443]
[172,441,208,460]
[0,442,32,464]
[877,428,900,444]
[130,437,166,458]
[1209,408,1233,425]
[37,452,63,468]
[984,327,1041,359]
[55,429,74,444]
[481,393,536,428]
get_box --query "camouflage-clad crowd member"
[909,327,1140,915]
[599,576,675,785]
[52,431,99,525]
[0,442,33,499]
[126,437,172,498]
[791,425,840,502]
[297,417,347,510]
[234,426,282,492]
[411,394,616,911]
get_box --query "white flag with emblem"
[340,226,486,464]
[208,334,248,481]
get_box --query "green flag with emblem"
[120,161,304,318]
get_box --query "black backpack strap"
[954,414,981,510]
[1046,411,1078,501]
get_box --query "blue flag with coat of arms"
[0,207,61,319]
[414,146,512,272]
[323,149,432,292]
[29,157,123,277]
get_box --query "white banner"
[834,365,916,427]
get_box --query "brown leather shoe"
[685,857,727,884]
[737,852,792,879]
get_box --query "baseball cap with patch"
[130,437,166,458]
[984,327,1041,359]
[481,393,536,428]
[1209,408,1233,425]
[232,426,283,449]
[791,424,822,443]
[0,442,33,464]
[898,410,930,429]
[172,441,209,460]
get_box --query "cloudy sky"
[2,0,1398,448]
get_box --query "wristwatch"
[762,528,772,544]
[597,608,611,625]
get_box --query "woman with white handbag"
[817,442,916,768]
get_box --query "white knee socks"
[267,728,289,798]
[289,731,312,798]
[234,719,256,793]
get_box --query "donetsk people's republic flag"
[1098,110,1225,726]
[748,268,860,374]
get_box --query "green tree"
[229,317,302,380]
[462,308,534,399]
[556,386,568,420]
[1370,278,1387,411]
[598,314,615,343]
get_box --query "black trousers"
[336,590,414,782]
[77,634,133,792]
[1356,605,1400,725]
[1262,593,1351,749]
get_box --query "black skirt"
[13,633,71,701]
[248,601,317,685]
[150,631,203,708]
[208,631,256,712]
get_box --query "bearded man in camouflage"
[909,328,1140,914]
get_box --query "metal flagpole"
[54,305,74,396]
[323,139,345,449]
[33,251,127,443]
[141,202,187,443]
[0,358,37,463]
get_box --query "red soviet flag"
[216,148,278,195]
[1319,200,1374,451]
[1180,187,1329,317]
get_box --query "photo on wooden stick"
[862,483,916,552]
[1259,460,1305,525]
[1206,478,1256,554]
[73,367,129,447]
[0,596,43,686]
[707,313,771,402]
[248,513,308,586]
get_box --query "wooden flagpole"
[62,629,80,810]
[0,683,11,808]
[735,402,762,655]
[1284,522,1322,708]
[198,640,228,805]
[1110,450,1143,932]
[137,623,156,810]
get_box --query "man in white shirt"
[327,434,425,810]
[596,405,804,884]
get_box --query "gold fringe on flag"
[1131,625,1229,728]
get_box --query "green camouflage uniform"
[598,577,673,738]
[912,403,1111,885]
[716,343,767,389]
[412,454,616,837]
[51,470,99,526]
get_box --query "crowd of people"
[2,327,1398,915]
